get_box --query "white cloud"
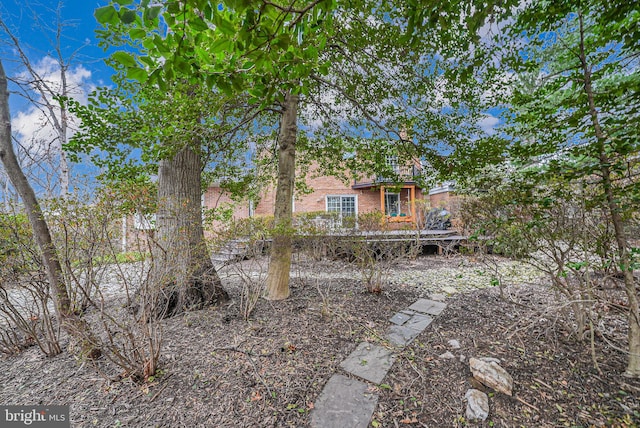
[478,114,500,135]
[11,56,94,155]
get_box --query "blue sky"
[1,0,112,114]
[0,0,114,195]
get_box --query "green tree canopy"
[460,0,640,377]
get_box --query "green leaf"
[240,61,254,70]
[147,69,166,91]
[143,5,162,22]
[230,75,244,91]
[218,79,232,95]
[152,35,171,56]
[129,28,147,39]
[112,51,138,68]
[95,5,118,25]
[209,38,231,55]
[174,56,192,75]
[120,9,137,24]
[163,62,174,81]
[213,15,236,36]
[274,34,290,50]
[126,67,148,82]
[189,17,209,32]
[167,1,181,14]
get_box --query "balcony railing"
[354,165,421,187]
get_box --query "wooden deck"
[331,229,467,254]
[214,229,470,263]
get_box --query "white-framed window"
[384,191,400,216]
[326,195,357,218]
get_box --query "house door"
[384,191,400,216]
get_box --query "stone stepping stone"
[387,324,423,346]
[404,312,433,331]
[312,298,448,428]
[340,342,395,384]
[389,311,413,325]
[386,310,435,346]
[391,309,435,326]
[310,374,379,428]
[408,298,447,316]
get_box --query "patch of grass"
[92,251,149,266]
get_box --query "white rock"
[459,354,466,362]
[441,286,457,294]
[439,351,456,359]
[448,339,461,349]
[469,357,514,396]
[465,389,489,421]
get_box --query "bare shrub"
[462,178,634,371]
[43,194,164,382]
[46,198,120,314]
[334,233,420,293]
[356,211,387,232]
[467,189,616,336]
[0,324,31,355]
[91,259,162,381]
[212,217,270,320]
[293,211,344,261]
[0,208,61,356]
[233,245,268,321]
[0,282,60,356]
[291,211,421,293]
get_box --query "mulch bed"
[1,255,639,427]
[375,283,640,427]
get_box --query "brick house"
[203,157,458,231]
[121,167,458,251]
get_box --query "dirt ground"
[1,254,639,427]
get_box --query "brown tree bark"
[265,92,299,300]
[578,12,640,377]
[148,145,228,318]
[0,60,99,358]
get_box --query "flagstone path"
[310,298,448,428]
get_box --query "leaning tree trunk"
[0,60,99,358]
[265,92,299,301]
[578,11,640,377]
[148,145,228,318]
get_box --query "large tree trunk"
[265,92,299,300]
[148,145,228,318]
[0,60,99,358]
[578,12,640,377]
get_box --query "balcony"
[353,165,421,188]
